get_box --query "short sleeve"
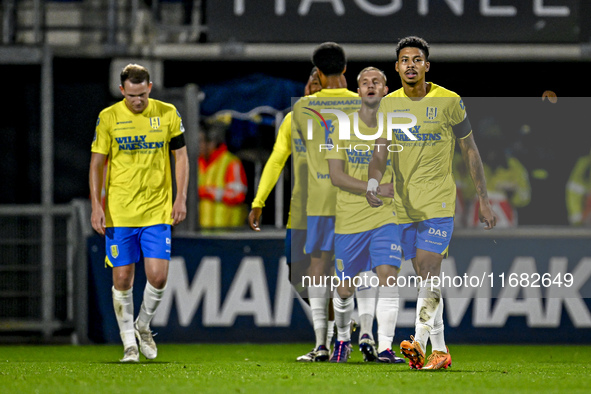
[451,97,472,139]
[91,113,111,155]
[325,120,346,161]
[169,108,184,140]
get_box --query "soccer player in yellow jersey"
[326,67,405,363]
[89,64,189,362]
[292,42,360,361]
[249,68,320,288]
[249,69,340,362]
[367,37,496,370]
[248,68,321,276]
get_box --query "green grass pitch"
[1,343,590,393]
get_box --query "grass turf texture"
[0,344,590,393]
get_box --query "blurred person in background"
[566,149,591,225]
[512,91,586,225]
[198,117,248,228]
[454,118,530,228]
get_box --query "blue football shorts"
[285,228,307,264]
[305,216,335,254]
[105,224,172,267]
[334,223,401,279]
[399,217,454,260]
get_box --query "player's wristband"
[367,178,379,193]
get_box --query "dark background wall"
[2,58,588,226]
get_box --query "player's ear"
[395,62,399,73]
[425,61,430,72]
[317,69,327,88]
[383,86,389,96]
[119,85,125,95]
[148,81,153,92]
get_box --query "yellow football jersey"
[91,99,184,227]
[378,83,470,223]
[251,112,308,230]
[325,112,397,234]
[292,88,360,217]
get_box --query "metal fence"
[1,0,204,47]
[0,201,90,343]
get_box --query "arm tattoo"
[459,136,488,199]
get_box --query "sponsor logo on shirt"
[294,138,306,153]
[392,125,442,142]
[115,135,164,151]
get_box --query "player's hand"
[366,178,383,207]
[248,207,262,231]
[91,207,106,236]
[378,182,394,198]
[366,190,384,207]
[171,199,187,226]
[478,198,497,230]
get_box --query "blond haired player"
[327,67,405,363]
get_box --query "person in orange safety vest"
[198,120,248,228]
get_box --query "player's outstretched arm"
[89,152,107,236]
[249,114,293,231]
[171,146,189,226]
[458,133,497,230]
[366,137,389,207]
[249,148,288,232]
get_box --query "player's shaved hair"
[357,67,387,85]
[120,64,150,86]
[396,36,430,60]
[312,42,346,76]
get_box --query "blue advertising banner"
[88,233,591,344]
[88,235,315,344]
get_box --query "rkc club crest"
[111,245,119,259]
[426,107,438,120]
[150,117,161,129]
